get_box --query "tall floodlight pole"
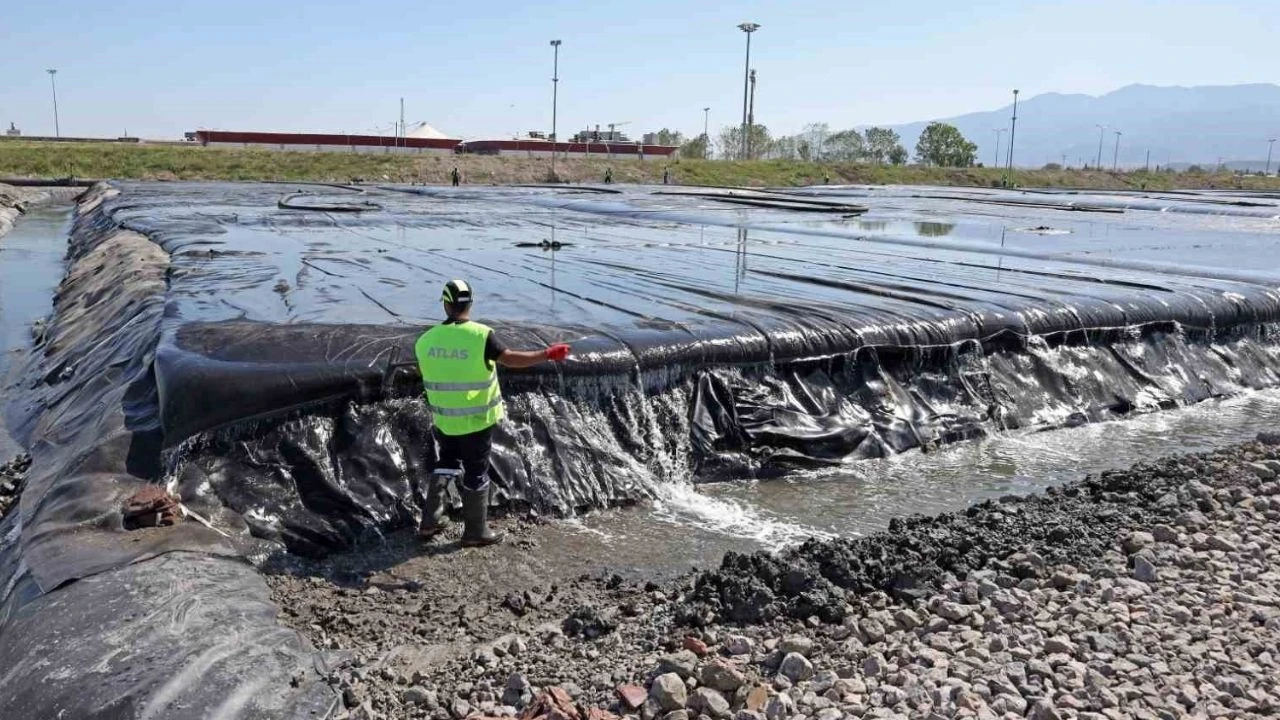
[47,69,60,138]
[1267,138,1277,176]
[1005,89,1019,172]
[992,128,1006,168]
[737,22,760,161]
[747,69,757,159]
[1112,130,1122,170]
[702,107,710,159]
[550,40,562,177]
[1095,124,1107,169]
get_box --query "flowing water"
[540,387,1280,579]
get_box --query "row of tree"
[659,121,980,167]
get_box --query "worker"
[662,168,671,184]
[604,167,613,184]
[450,167,461,186]
[415,280,571,546]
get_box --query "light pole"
[47,69,60,138]
[992,128,1006,168]
[1112,130,1122,170]
[1267,139,1277,176]
[1005,89,1019,172]
[737,22,760,161]
[1095,124,1106,169]
[550,40,562,177]
[702,107,710,159]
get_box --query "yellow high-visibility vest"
[414,321,504,436]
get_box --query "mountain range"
[883,83,1280,170]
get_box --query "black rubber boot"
[460,483,503,547]
[417,474,450,540]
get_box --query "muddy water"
[0,205,70,458]
[537,387,1280,580]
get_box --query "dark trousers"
[432,426,493,491]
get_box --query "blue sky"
[2,0,1275,141]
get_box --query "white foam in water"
[650,481,837,548]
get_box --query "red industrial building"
[189,128,679,160]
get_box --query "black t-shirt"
[443,319,507,364]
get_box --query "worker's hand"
[545,343,571,362]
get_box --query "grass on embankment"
[3,139,1280,191]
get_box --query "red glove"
[545,343,571,362]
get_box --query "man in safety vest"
[414,279,571,546]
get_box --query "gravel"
[268,435,1280,719]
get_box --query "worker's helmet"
[441,279,473,307]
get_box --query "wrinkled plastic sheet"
[0,184,336,718]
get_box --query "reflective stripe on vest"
[414,320,505,436]
[428,395,504,417]
[423,378,496,392]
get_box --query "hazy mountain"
[885,84,1280,169]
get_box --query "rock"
[651,674,688,712]
[1132,555,1158,583]
[1257,431,1280,445]
[503,674,533,707]
[815,709,842,720]
[894,608,921,630]
[1247,462,1276,480]
[725,635,754,656]
[689,688,732,720]
[1043,637,1076,655]
[1175,510,1209,529]
[763,693,795,720]
[734,712,764,720]
[1152,525,1178,543]
[1121,531,1154,554]
[778,636,815,656]
[403,686,437,707]
[508,636,528,656]
[451,698,473,719]
[745,685,770,712]
[619,685,649,710]
[858,618,886,644]
[863,654,885,677]
[1205,534,1238,552]
[930,598,971,622]
[1027,699,1061,720]
[700,662,747,692]
[683,637,710,657]
[779,653,814,683]
[662,712,689,720]
[658,651,699,679]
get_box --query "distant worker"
[662,168,671,185]
[450,167,461,186]
[604,167,613,184]
[415,280,571,547]
[824,173,830,185]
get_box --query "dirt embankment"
[268,434,1280,720]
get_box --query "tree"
[681,134,710,159]
[718,125,772,160]
[914,122,977,167]
[801,123,831,160]
[825,129,865,161]
[888,145,908,165]
[654,128,685,147]
[865,127,905,165]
